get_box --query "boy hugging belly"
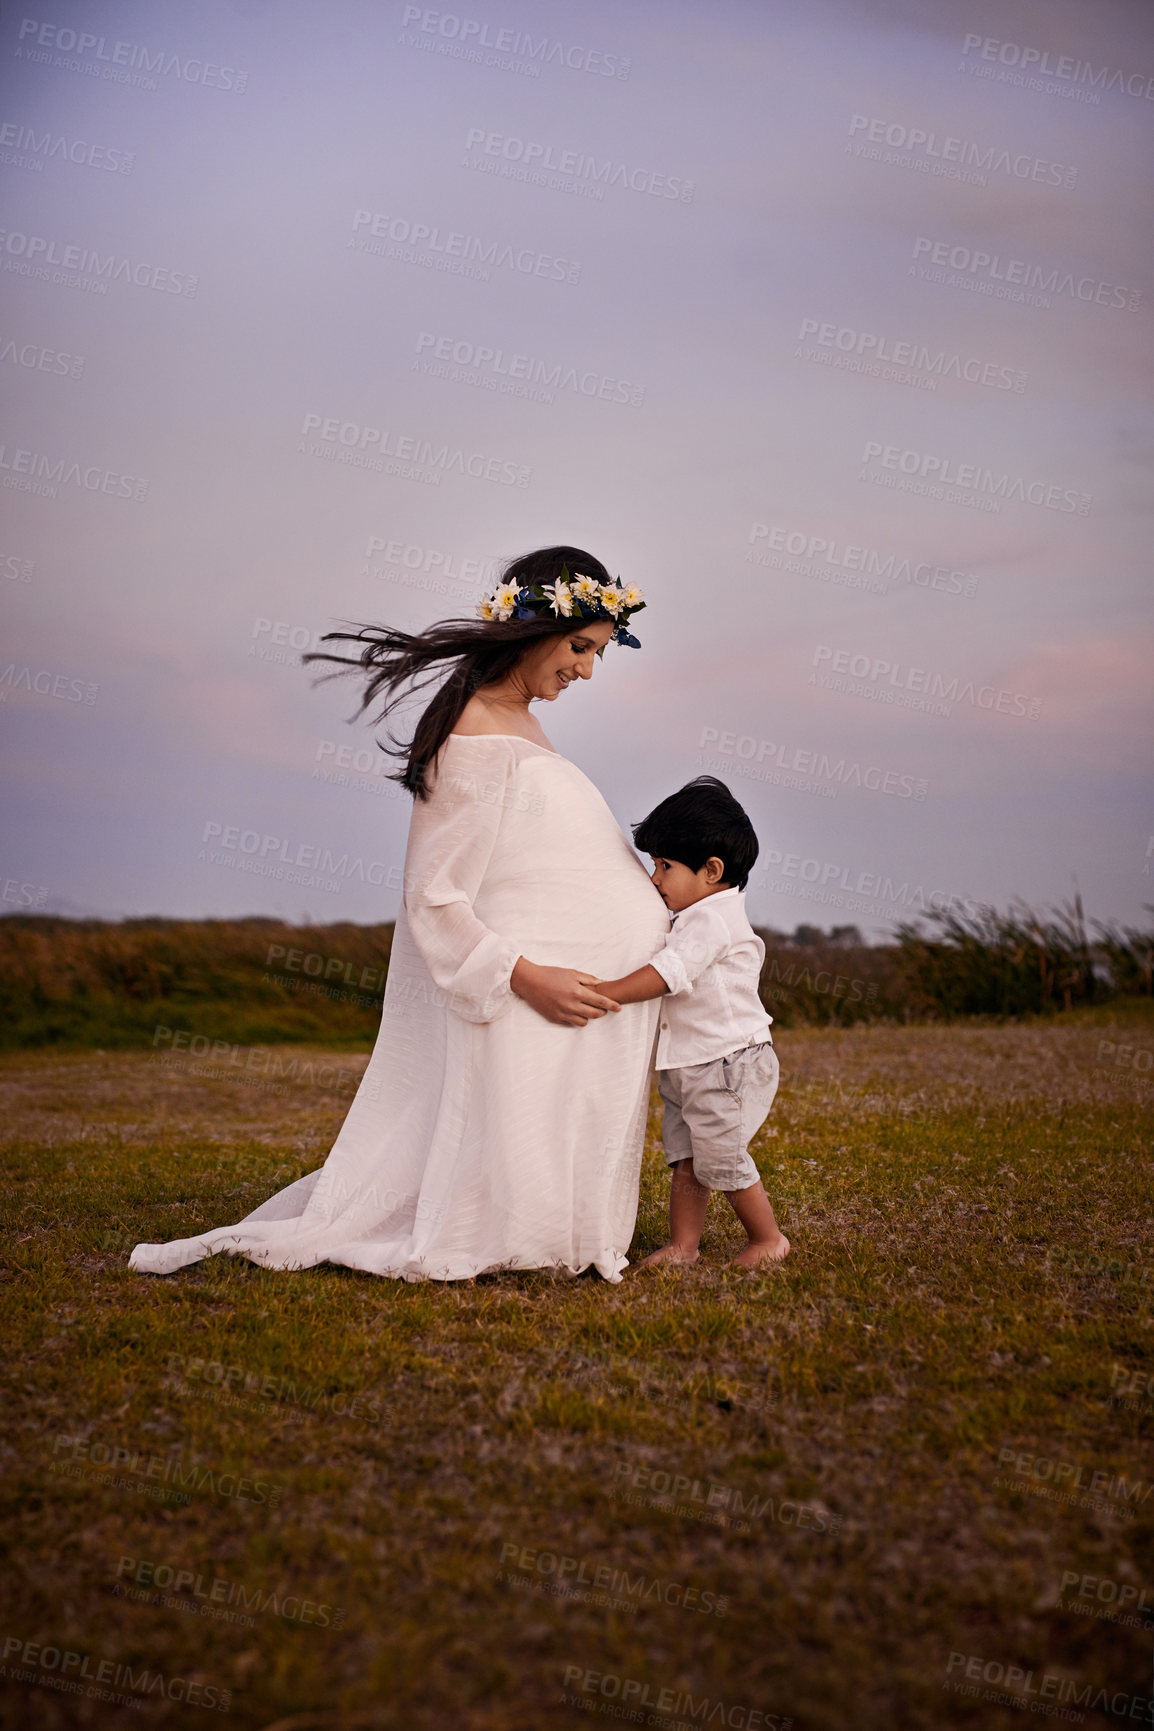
[596,775,790,1270]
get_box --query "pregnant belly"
[477,861,669,975]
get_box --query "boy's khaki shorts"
[657,1041,779,1192]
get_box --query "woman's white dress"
[129,735,669,1283]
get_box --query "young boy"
[596,776,789,1269]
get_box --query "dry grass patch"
[1,1009,1151,1730]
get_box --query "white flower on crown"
[475,596,496,621]
[598,584,622,615]
[543,579,573,616]
[490,582,520,621]
[621,582,644,609]
[571,575,599,602]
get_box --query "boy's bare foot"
[636,1243,700,1269]
[732,1234,791,1269]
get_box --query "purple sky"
[2,0,1152,937]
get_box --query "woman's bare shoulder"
[451,697,555,750]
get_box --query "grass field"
[2,1006,1152,1730]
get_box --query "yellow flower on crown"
[490,582,520,621]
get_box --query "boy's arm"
[595,964,669,1005]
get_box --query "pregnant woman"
[130,545,669,1283]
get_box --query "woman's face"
[517,619,615,701]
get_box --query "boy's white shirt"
[648,885,772,1069]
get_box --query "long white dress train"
[129,735,669,1282]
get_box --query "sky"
[1,0,1152,938]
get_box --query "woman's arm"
[594,964,669,1005]
[403,740,523,1023]
[405,739,620,1029]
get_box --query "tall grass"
[0,916,393,1051]
[2,901,1151,1050]
[892,896,1153,1019]
[754,928,909,1027]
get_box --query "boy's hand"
[511,959,622,1027]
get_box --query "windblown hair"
[632,776,760,890]
[302,545,612,798]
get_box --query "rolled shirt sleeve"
[402,738,523,1024]
[648,904,731,998]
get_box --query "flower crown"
[476,566,645,648]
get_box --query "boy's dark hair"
[632,776,759,890]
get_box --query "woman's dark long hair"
[303,545,612,798]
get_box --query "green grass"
[1,1008,1152,1729]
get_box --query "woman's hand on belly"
[511,958,624,1028]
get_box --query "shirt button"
[660,1022,668,1029]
